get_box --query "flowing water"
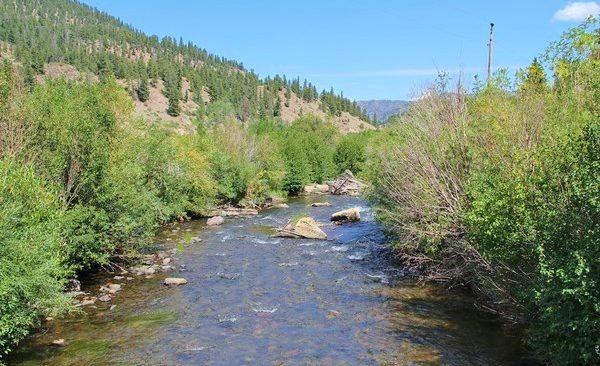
[9,196,529,366]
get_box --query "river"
[8,195,528,365]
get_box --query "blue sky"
[82,1,598,100]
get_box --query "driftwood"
[328,170,367,196]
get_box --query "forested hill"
[0,0,375,133]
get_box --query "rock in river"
[275,217,327,240]
[207,216,224,226]
[98,294,112,302]
[331,208,361,223]
[164,277,188,286]
[51,339,65,347]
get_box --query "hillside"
[357,100,410,123]
[0,0,374,133]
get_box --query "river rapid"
[9,195,529,366]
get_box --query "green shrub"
[334,132,370,174]
[0,158,71,357]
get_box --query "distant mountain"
[357,100,410,123]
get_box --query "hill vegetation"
[0,0,374,132]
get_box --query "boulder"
[164,277,188,286]
[207,215,224,226]
[310,202,331,207]
[66,279,81,292]
[303,184,331,195]
[303,185,317,194]
[331,208,361,222]
[315,184,330,193]
[272,203,289,209]
[275,217,327,240]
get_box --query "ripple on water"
[253,238,281,245]
[278,262,299,267]
[217,314,237,323]
[347,251,368,261]
[250,303,279,313]
[330,245,350,252]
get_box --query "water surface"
[9,196,526,365]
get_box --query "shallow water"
[9,196,528,366]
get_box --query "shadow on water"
[8,195,533,366]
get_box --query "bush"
[0,159,71,357]
[334,132,371,174]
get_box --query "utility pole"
[487,23,494,84]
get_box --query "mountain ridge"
[357,99,410,123]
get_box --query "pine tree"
[522,58,548,93]
[137,77,149,102]
[167,92,181,116]
[274,96,281,117]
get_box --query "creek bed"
[8,196,528,366]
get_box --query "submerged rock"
[331,208,361,223]
[51,339,65,347]
[107,284,122,294]
[76,298,96,307]
[272,203,289,209]
[275,217,327,240]
[164,277,188,286]
[206,216,224,226]
[310,202,331,207]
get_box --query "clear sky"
[81,0,598,100]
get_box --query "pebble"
[108,283,122,290]
[113,275,125,280]
[98,294,111,302]
[109,305,117,311]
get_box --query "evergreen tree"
[137,77,149,102]
[167,91,181,116]
[274,96,281,117]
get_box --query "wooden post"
[487,23,494,84]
